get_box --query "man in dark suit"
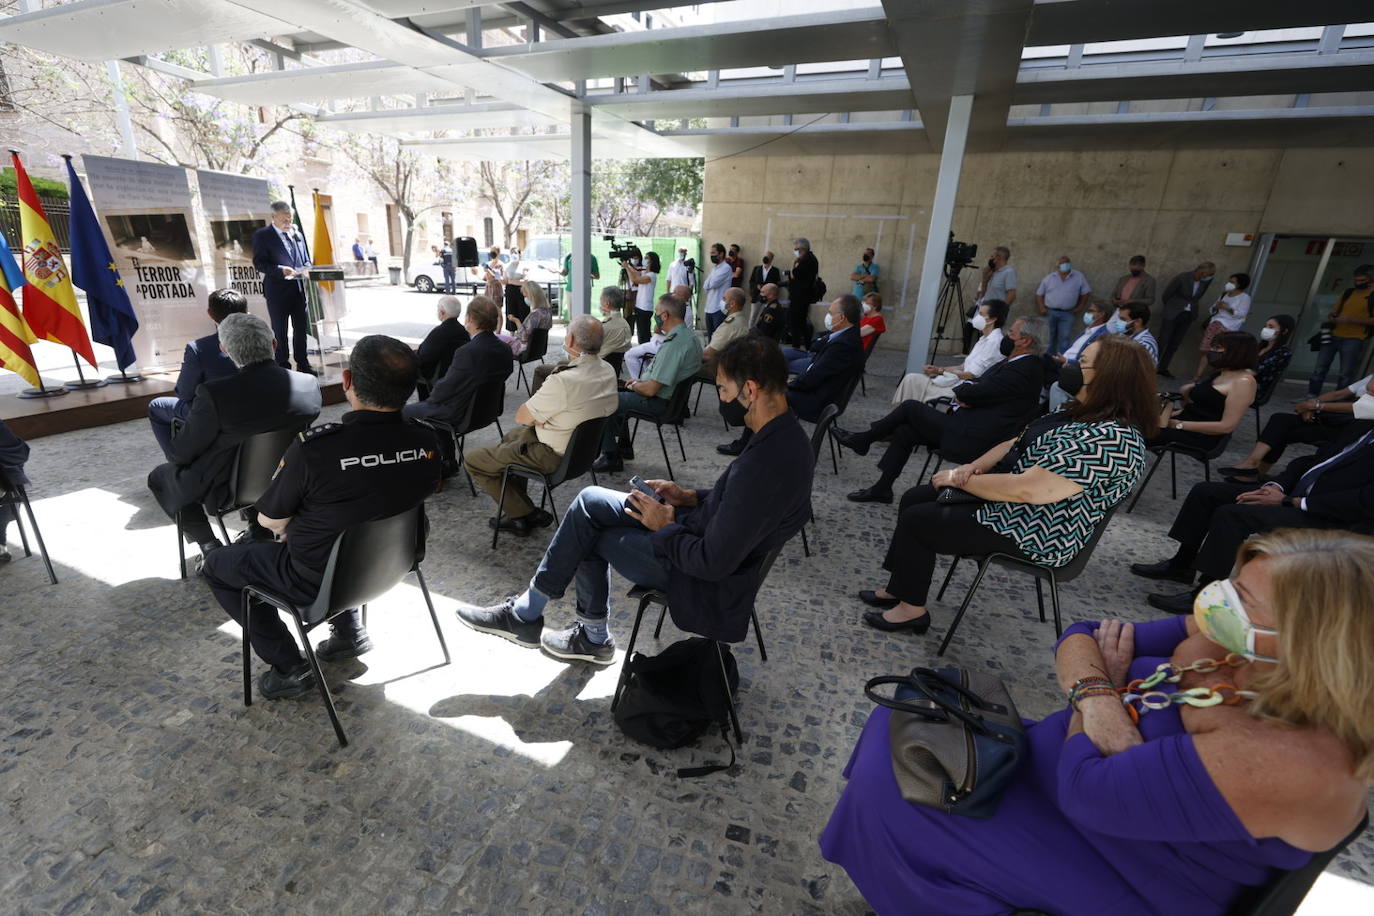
[1130,423,1374,612]
[252,201,315,374]
[147,313,322,562]
[146,288,247,458]
[1155,261,1216,378]
[748,252,781,303]
[416,295,471,399]
[835,316,1048,503]
[787,237,820,345]
[403,295,512,429]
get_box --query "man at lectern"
[252,201,316,376]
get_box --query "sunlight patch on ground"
[1295,869,1374,914]
[28,487,184,586]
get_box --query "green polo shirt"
[644,324,703,401]
[563,253,601,292]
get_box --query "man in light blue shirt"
[1035,255,1092,356]
[850,248,879,299]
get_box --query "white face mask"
[1224,281,1237,292]
[563,345,578,361]
[824,313,835,331]
[794,249,801,259]
[970,313,988,332]
[862,303,873,314]
[1260,327,1277,341]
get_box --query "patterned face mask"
[1193,579,1279,663]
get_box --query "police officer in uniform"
[203,335,442,699]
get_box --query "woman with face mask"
[499,280,553,357]
[1151,330,1258,455]
[826,524,1374,916]
[1194,273,1253,381]
[891,299,1010,406]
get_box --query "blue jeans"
[1045,309,1076,357]
[705,310,724,337]
[602,391,668,456]
[781,347,813,376]
[442,265,457,293]
[1308,337,1364,395]
[147,396,191,459]
[530,486,676,626]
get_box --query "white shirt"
[634,271,657,312]
[962,328,1005,378]
[1063,323,1107,363]
[505,257,524,284]
[703,260,731,314]
[1346,375,1374,420]
[1210,291,1252,331]
[667,258,691,289]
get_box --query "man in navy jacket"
[146,288,246,458]
[251,201,315,373]
[456,336,814,664]
[402,296,511,426]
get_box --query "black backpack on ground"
[613,637,738,776]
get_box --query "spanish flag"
[311,190,335,293]
[10,150,97,367]
[0,229,41,389]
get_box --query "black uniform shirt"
[256,409,442,577]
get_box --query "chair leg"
[828,431,840,475]
[13,500,31,557]
[674,425,686,462]
[630,418,640,448]
[1203,459,1211,483]
[1169,448,1178,501]
[694,380,704,414]
[657,424,674,480]
[545,485,559,524]
[860,372,867,396]
[714,642,743,745]
[458,435,476,498]
[1126,450,1166,513]
[215,513,231,545]
[176,510,187,580]
[21,498,56,586]
[1034,577,1046,623]
[491,466,511,549]
[496,420,504,439]
[938,558,992,657]
[414,566,451,666]
[652,599,669,639]
[288,609,348,748]
[936,556,961,602]
[801,525,811,557]
[242,591,254,706]
[750,608,767,662]
[1048,571,1063,637]
[611,596,653,712]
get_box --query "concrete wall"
[702,147,1374,363]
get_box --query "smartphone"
[629,475,664,503]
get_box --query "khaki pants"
[531,360,564,394]
[464,425,562,517]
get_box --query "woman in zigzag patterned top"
[855,334,1157,637]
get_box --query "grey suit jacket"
[1159,271,1215,322]
[1109,272,1158,309]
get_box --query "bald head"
[760,283,779,302]
[723,287,747,312]
[672,284,690,303]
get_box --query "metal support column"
[570,101,592,316]
[106,60,138,161]
[907,94,973,373]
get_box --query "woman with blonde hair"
[501,279,553,357]
[823,525,1373,915]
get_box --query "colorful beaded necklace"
[1120,653,1258,724]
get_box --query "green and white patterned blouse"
[975,420,1146,567]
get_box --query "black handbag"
[935,486,985,506]
[864,667,1027,818]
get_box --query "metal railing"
[0,196,72,251]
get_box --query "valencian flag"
[9,151,96,367]
[65,156,139,370]
[0,230,41,389]
[311,190,335,293]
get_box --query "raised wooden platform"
[2,359,347,439]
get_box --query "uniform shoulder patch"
[299,422,343,443]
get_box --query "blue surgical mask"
[1193,579,1278,663]
[1107,317,1129,335]
[823,313,834,331]
[1058,262,1072,274]
[1082,312,1095,326]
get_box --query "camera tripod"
[928,260,973,362]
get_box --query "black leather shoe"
[832,428,871,457]
[1221,470,1261,484]
[592,454,623,473]
[487,514,532,537]
[1129,560,1195,584]
[316,627,374,662]
[1147,589,1198,615]
[296,364,318,377]
[526,508,555,529]
[257,663,316,700]
[716,439,744,456]
[859,590,901,609]
[847,486,893,504]
[862,610,932,634]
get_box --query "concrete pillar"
[106,61,138,161]
[570,104,592,316]
[907,93,973,373]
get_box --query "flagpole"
[17,376,69,400]
[64,351,106,390]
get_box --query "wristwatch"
[1173,421,1185,430]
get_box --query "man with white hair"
[465,314,619,536]
[147,313,322,562]
[416,295,471,397]
[788,237,820,345]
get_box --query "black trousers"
[882,485,1025,605]
[267,285,310,368]
[1255,413,1353,465]
[1167,481,1335,579]
[1146,427,1223,454]
[788,299,810,346]
[1156,310,1195,373]
[862,400,951,480]
[203,541,360,672]
[633,310,653,344]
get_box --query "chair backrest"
[550,415,610,486]
[1225,813,1368,916]
[663,374,696,425]
[833,369,864,414]
[228,426,305,508]
[810,403,841,462]
[863,331,883,365]
[305,504,424,624]
[604,351,624,378]
[1052,504,1120,582]
[520,327,550,364]
[458,378,506,435]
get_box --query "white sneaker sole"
[539,641,616,666]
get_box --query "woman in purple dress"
[822,527,1373,915]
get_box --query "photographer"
[623,249,660,344]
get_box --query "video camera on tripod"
[605,234,637,261]
[929,233,978,361]
[945,237,978,272]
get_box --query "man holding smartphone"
[455,336,814,665]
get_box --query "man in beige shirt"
[466,314,619,536]
[702,287,750,368]
[532,287,633,393]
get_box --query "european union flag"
[65,156,139,370]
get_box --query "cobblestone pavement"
[2,340,1369,915]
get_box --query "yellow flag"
[311,192,335,293]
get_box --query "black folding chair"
[1226,813,1367,916]
[859,330,883,396]
[691,363,718,416]
[1250,356,1291,438]
[1125,435,1232,513]
[933,506,1120,656]
[177,426,305,580]
[628,379,695,480]
[514,327,551,393]
[490,416,607,548]
[240,505,449,748]
[800,404,841,557]
[603,351,625,379]
[418,379,506,497]
[610,545,782,745]
[822,370,866,475]
[0,472,56,585]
